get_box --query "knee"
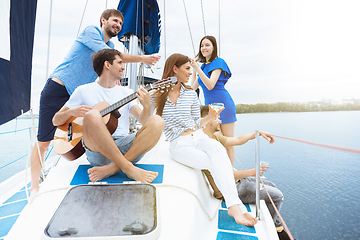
[84,110,102,125]
[271,189,284,203]
[148,115,165,132]
[35,141,51,152]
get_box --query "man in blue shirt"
[30,9,161,197]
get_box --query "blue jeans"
[236,177,284,227]
[84,133,144,166]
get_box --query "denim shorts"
[84,133,144,166]
[37,78,70,142]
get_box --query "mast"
[128,34,140,93]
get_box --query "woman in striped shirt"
[152,53,257,227]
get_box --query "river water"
[1,111,360,239]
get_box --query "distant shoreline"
[14,101,360,118]
[236,102,360,114]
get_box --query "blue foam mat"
[4,190,30,204]
[218,209,256,233]
[0,215,19,238]
[0,200,27,219]
[221,201,251,212]
[217,231,258,240]
[70,164,164,185]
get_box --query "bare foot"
[124,165,158,183]
[88,164,118,182]
[244,212,258,226]
[228,205,257,227]
[29,186,39,204]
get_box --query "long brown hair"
[153,53,192,116]
[195,36,218,63]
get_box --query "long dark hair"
[195,36,218,63]
[153,53,192,116]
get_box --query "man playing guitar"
[53,49,164,183]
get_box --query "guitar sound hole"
[68,122,73,141]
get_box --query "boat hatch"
[42,184,160,240]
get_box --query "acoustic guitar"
[53,77,177,161]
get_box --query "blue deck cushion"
[0,200,27,218]
[70,164,164,185]
[217,231,258,240]
[0,215,20,238]
[221,201,251,212]
[4,190,30,204]
[218,209,256,233]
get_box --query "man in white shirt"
[53,49,164,183]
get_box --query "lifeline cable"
[272,134,360,154]
[258,175,294,240]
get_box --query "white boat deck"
[0,135,278,240]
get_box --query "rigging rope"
[45,0,53,79]
[77,0,88,37]
[258,175,295,240]
[182,0,196,56]
[218,0,220,56]
[232,130,360,240]
[163,0,167,59]
[234,154,294,239]
[272,134,360,154]
[200,0,206,36]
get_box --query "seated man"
[53,49,164,183]
[201,105,291,240]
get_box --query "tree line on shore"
[235,102,360,114]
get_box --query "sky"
[30,0,360,113]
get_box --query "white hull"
[1,135,279,240]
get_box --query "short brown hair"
[100,9,124,27]
[92,49,122,77]
[201,105,209,118]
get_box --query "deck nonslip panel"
[4,189,30,204]
[218,209,256,233]
[221,201,251,212]
[0,200,27,218]
[217,231,258,240]
[70,164,164,185]
[0,215,19,238]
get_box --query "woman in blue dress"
[190,36,237,164]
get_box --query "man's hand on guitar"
[136,87,151,109]
[70,105,93,117]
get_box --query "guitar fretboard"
[99,85,152,117]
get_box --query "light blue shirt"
[49,25,114,95]
[162,84,201,142]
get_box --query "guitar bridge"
[67,122,73,141]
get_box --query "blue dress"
[198,58,237,124]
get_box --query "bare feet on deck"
[29,186,39,204]
[88,165,118,182]
[244,212,258,226]
[228,205,258,227]
[124,165,158,183]
[88,164,158,183]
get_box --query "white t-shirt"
[65,81,137,136]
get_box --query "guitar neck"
[99,85,152,117]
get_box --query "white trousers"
[169,129,247,213]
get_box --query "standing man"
[30,9,161,197]
[52,49,164,186]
